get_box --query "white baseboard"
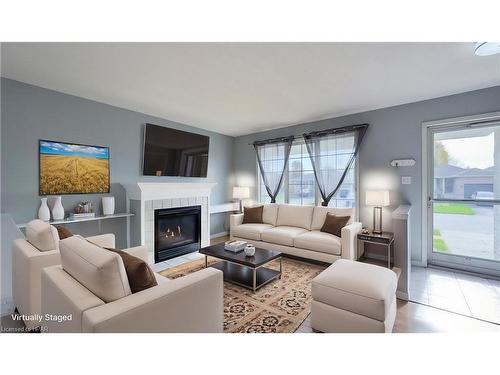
[211,231,228,239]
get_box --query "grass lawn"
[433,228,449,252]
[433,238,449,252]
[433,203,475,215]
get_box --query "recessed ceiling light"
[474,42,500,56]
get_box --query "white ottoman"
[311,259,398,333]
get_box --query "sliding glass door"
[427,120,500,275]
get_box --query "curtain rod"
[249,123,369,145]
[303,123,369,138]
[251,135,295,146]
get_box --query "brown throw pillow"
[56,226,73,239]
[320,213,351,237]
[104,248,158,293]
[242,205,264,224]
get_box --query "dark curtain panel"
[303,124,368,206]
[253,136,294,203]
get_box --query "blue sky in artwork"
[40,141,109,159]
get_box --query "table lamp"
[233,186,250,213]
[366,190,390,234]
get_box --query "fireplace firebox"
[154,206,201,263]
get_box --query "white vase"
[38,198,51,221]
[102,196,115,215]
[51,196,65,220]
[244,245,256,257]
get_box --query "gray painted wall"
[1,78,234,248]
[2,77,499,262]
[233,85,500,263]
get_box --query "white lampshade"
[366,190,390,207]
[233,186,250,199]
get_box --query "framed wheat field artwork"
[39,140,110,195]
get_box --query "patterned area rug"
[160,257,327,333]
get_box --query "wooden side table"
[357,231,395,268]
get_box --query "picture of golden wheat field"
[39,140,110,195]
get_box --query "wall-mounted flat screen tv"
[39,140,110,195]
[142,124,209,177]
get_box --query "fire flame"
[164,225,182,239]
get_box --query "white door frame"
[421,111,500,273]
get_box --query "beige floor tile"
[300,300,500,333]
[409,290,429,304]
[428,296,471,316]
[410,266,499,325]
[394,300,499,333]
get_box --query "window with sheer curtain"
[257,139,357,208]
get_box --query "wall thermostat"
[390,159,416,167]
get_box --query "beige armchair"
[41,235,223,333]
[12,219,116,330]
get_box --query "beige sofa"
[12,219,115,330]
[41,235,223,333]
[230,204,362,263]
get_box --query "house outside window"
[444,178,454,193]
[257,139,357,208]
[434,164,494,199]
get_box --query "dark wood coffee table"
[199,243,282,292]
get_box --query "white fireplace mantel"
[123,182,217,201]
[122,182,217,265]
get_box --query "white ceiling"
[1,43,499,137]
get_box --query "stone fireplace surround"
[123,182,216,266]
